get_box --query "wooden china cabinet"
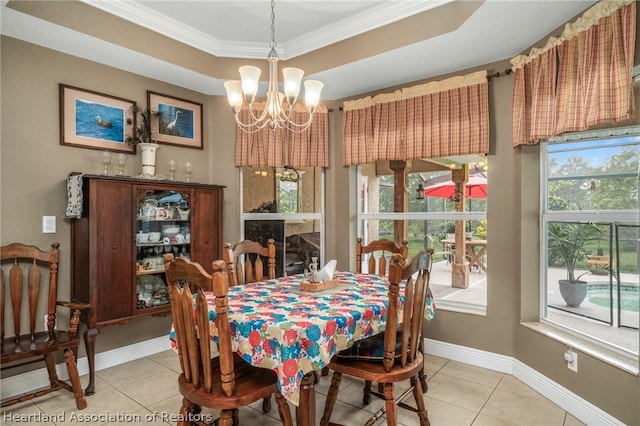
[70,174,224,394]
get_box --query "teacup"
[175,233,185,244]
[136,232,149,243]
[148,232,161,242]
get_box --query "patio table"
[441,238,488,273]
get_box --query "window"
[357,160,488,314]
[541,134,640,360]
[241,166,324,277]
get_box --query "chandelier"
[224,0,323,133]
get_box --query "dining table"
[441,238,488,273]
[169,270,423,426]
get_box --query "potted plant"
[548,222,603,307]
[127,106,162,176]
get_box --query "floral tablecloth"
[170,271,433,406]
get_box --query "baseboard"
[1,336,625,425]
[1,336,171,400]
[425,338,624,426]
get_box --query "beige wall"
[0,36,242,357]
[2,30,639,426]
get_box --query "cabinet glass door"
[135,188,191,310]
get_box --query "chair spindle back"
[223,239,276,285]
[356,237,408,275]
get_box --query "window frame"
[239,167,326,268]
[356,165,488,315]
[539,134,640,370]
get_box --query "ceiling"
[1,0,597,100]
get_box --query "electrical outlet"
[564,349,578,372]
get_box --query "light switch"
[42,216,56,233]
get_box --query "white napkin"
[318,259,337,281]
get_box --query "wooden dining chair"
[222,238,276,413]
[163,254,293,426]
[224,239,276,286]
[353,237,410,393]
[356,237,408,275]
[321,252,431,426]
[1,242,88,410]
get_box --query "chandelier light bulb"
[224,81,243,111]
[304,80,323,108]
[282,67,304,100]
[239,66,261,98]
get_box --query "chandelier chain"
[270,0,276,49]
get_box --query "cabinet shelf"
[136,242,190,248]
[137,217,189,222]
[137,268,165,275]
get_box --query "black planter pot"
[558,279,588,307]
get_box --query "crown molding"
[80,0,452,60]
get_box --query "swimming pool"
[587,285,639,312]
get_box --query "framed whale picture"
[60,84,136,153]
[148,91,203,149]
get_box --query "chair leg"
[262,395,271,413]
[363,380,372,405]
[44,353,59,387]
[320,372,342,426]
[218,409,234,426]
[364,382,397,426]
[178,397,195,426]
[419,368,428,393]
[274,391,294,426]
[63,349,87,410]
[411,376,430,426]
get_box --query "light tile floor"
[2,351,586,426]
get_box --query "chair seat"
[178,352,279,410]
[329,351,423,383]
[1,331,79,363]
[334,330,403,363]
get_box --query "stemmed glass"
[101,151,112,175]
[168,160,178,181]
[185,162,194,182]
[116,153,127,176]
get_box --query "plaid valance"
[342,71,489,166]
[234,103,329,168]
[511,0,636,147]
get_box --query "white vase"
[138,143,159,176]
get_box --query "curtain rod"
[487,69,512,80]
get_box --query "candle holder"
[116,153,127,176]
[185,162,194,182]
[101,151,112,175]
[168,160,178,181]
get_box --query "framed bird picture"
[60,84,136,153]
[147,91,203,149]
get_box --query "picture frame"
[147,91,203,149]
[60,84,136,153]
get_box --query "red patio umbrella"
[424,175,487,199]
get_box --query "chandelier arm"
[282,119,313,133]
[281,112,315,129]
[233,112,271,133]
[248,103,271,124]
